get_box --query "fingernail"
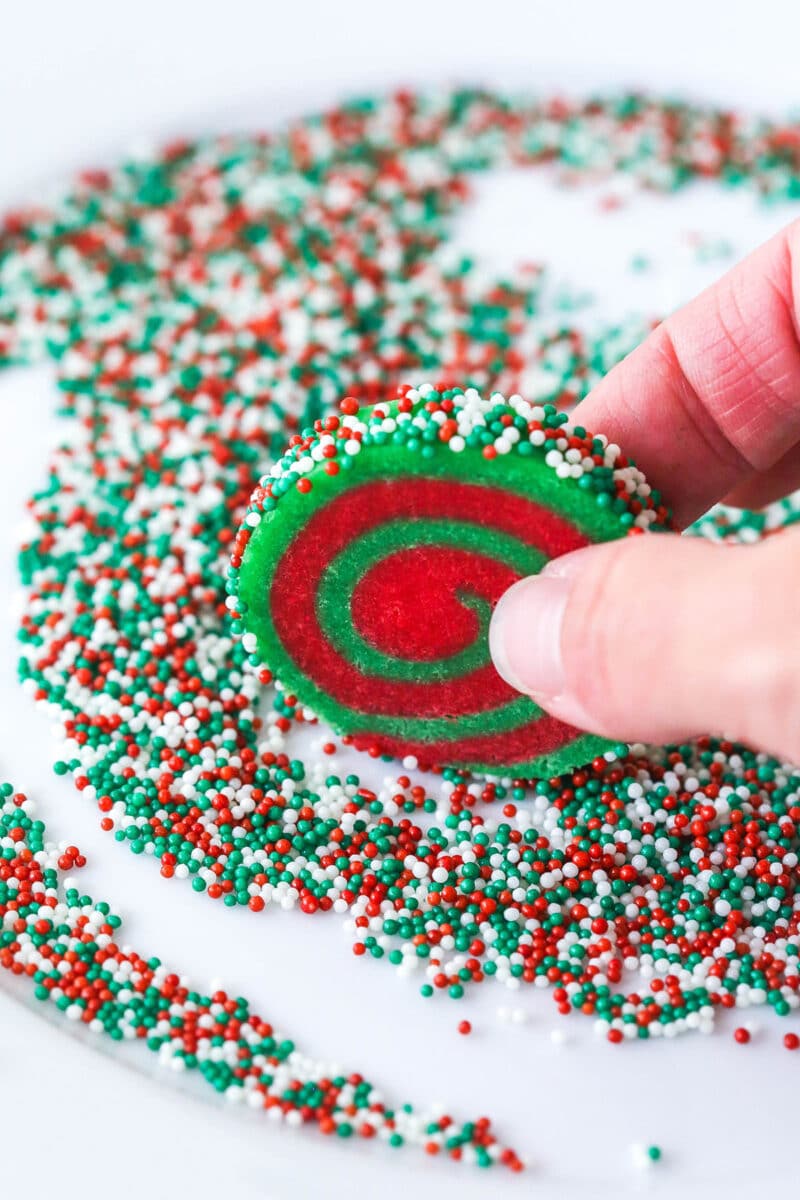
[489,550,605,731]
[489,572,570,700]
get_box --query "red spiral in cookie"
[270,473,589,766]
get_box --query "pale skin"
[488,218,800,762]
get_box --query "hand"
[489,219,800,761]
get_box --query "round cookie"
[228,384,672,777]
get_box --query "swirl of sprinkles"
[3,91,800,1171]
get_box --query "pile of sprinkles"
[4,90,800,1165]
[229,382,671,778]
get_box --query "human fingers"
[573,218,800,528]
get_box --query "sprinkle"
[630,1142,663,1169]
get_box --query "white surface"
[2,5,800,1198]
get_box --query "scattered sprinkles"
[0,783,519,1168]
[3,89,800,1172]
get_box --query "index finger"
[572,218,800,527]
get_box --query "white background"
[3,3,800,1198]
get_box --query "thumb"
[488,528,800,761]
